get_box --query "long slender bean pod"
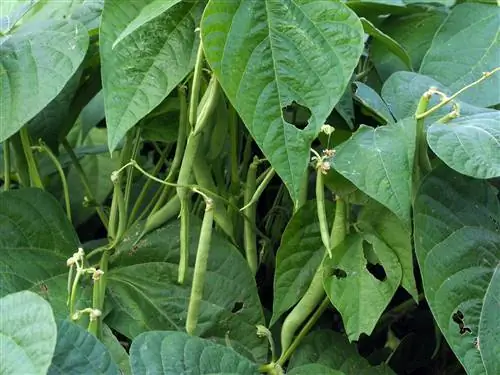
[178,201,190,284]
[188,42,205,129]
[316,167,332,257]
[280,265,325,354]
[240,167,275,211]
[186,198,214,335]
[330,196,347,248]
[243,159,258,275]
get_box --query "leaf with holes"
[289,330,396,374]
[271,201,333,326]
[414,166,500,375]
[323,234,402,341]
[427,112,500,179]
[332,118,415,227]
[0,18,88,142]
[357,201,418,301]
[419,3,500,107]
[100,0,204,152]
[130,331,260,374]
[201,0,364,203]
[48,320,119,375]
[106,218,267,362]
[0,291,57,375]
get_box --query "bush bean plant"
[0,0,499,374]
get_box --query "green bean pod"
[316,168,332,257]
[280,264,325,353]
[243,159,258,275]
[186,199,214,335]
[142,195,181,237]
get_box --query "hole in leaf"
[281,101,311,130]
[331,268,347,279]
[366,262,386,281]
[231,301,244,313]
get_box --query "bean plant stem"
[123,127,142,227]
[88,250,109,339]
[189,43,205,129]
[33,143,72,223]
[62,138,109,230]
[414,92,432,176]
[3,139,11,191]
[20,127,43,188]
[186,198,214,335]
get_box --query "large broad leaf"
[100,0,204,152]
[427,112,500,179]
[323,233,402,341]
[357,202,418,301]
[288,364,344,375]
[419,3,500,108]
[102,324,132,375]
[130,331,260,375]
[414,166,500,374]
[289,330,396,374]
[381,71,494,123]
[0,188,89,317]
[201,0,364,204]
[271,201,333,326]
[106,218,267,362]
[332,118,415,227]
[48,320,119,375]
[0,18,89,142]
[371,11,447,80]
[0,290,57,375]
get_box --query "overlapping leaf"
[419,3,500,107]
[332,118,415,226]
[201,0,364,203]
[130,331,259,374]
[106,218,267,362]
[100,0,204,152]
[427,112,500,179]
[414,166,500,374]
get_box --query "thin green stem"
[123,127,142,227]
[69,269,83,318]
[10,134,30,186]
[3,139,11,191]
[20,128,43,188]
[88,250,109,338]
[414,92,433,177]
[33,142,72,223]
[62,138,109,230]
[416,67,500,120]
[189,42,205,129]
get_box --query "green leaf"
[100,0,204,152]
[271,201,333,326]
[323,234,402,341]
[414,166,500,375]
[130,331,260,374]
[0,290,57,375]
[289,330,396,374]
[427,112,500,179]
[0,188,89,317]
[106,218,267,362]
[419,3,500,107]
[48,320,119,375]
[332,118,415,226]
[353,82,394,124]
[201,0,364,204]
[0,19,89,142]
[381,71,494,122]
[101,324,132,375]
[112,0,182,49]
[361,17,412,71]
[357,202,418,301]
[288,364,345,375]
[370,11,447,80]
